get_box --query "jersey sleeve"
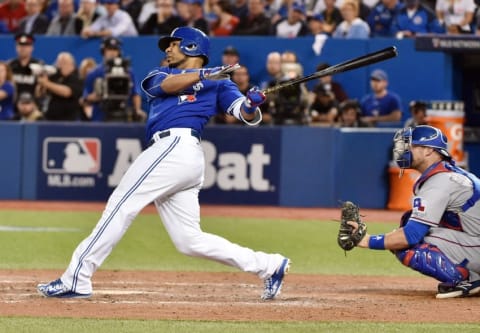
[140,67,169,99]
[217,79,262,126]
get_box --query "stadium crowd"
[0,0,477,125]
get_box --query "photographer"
[81,37,145,122]
[7,33,44,109]
[265,62,309,125]
[35,52,83,121]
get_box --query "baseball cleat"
[262,258,290,300]
[37,278,91,298]
[436,280,480,299]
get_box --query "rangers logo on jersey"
[413,197,427,216]
[43,137,101,174]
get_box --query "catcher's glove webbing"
[337,201,367,251]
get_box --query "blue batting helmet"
[393,125,450,168]
[158,27,210,65]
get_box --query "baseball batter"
[37,27,290,300]
[349,125,480,298]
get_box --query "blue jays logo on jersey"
[413,196,426,216]
[42,137,101,174]
[178,93,197,104]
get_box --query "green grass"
[1,318,480,333]
[0,209,467,332]
[0,210,412,276]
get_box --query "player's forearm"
[160,72,201,94]
[358,228,409,250]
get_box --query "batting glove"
[199,64,240,81]
[242,86,266,114]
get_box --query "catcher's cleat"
[37,278,92,299]
[262,258,290,300]
[436,280,480,299]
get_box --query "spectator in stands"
[221,46,241,66]
[0,0,27,33]
[395,0,444,37]
[336,99,370,127]
[232,0,248,20]
[0,61,16,121]
[121,0,143,30]
[82,37,145,122]
[332,0,370,38]
[43,0,82,23]
[320,0,342,35]
[35,52,83,121]
[280,49,297,63]
[17,0,50,34]
[210,0,240,36]
[8,33,44,108]
[264,0,282,19]
[139,0,185,35]
[137,0,157,29]
[308,82,339,126]
[367,0,404,37]
[306,13,326,35]
[14,92,45,121]
[76,0,101,30]
[81,0,138,37]
[46,0,84,35]
[233,0,271,35]
[436,0,476,34]
[259,51,282,90]
[312,62,348,102]
[180,0,209,34]
[404,100,428,128]
[360,68,403,126]
[273,1,309,37]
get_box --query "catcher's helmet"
[393,125,450,168]
[158,27,210,65]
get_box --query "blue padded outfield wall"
[2,122,480,209]
[0,36,473,208]
[0,36,455,121]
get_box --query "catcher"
[338,125,480,299]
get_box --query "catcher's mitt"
[337,201,367,251]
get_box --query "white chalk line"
[0,225,81,232]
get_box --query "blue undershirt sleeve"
[402,220,430,246]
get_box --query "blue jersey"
[83,63,139,121]
[368,2,404,37]
[396,5,443,34]
[141,66,244,140]
[360,91,402,118]
[0,81,15,120]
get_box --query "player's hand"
[242,86,266,114]
[199,64,240,81]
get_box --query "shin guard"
[394,243,469,284]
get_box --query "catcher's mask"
[393,125,451,169]
[158,27,210,65]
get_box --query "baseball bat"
[263,46,398,95]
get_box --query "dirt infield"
[1,201,479,323]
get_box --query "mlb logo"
[43,137,101,174]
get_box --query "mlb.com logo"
[43,137,101,174]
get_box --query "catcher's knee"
[393,243,469,284]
